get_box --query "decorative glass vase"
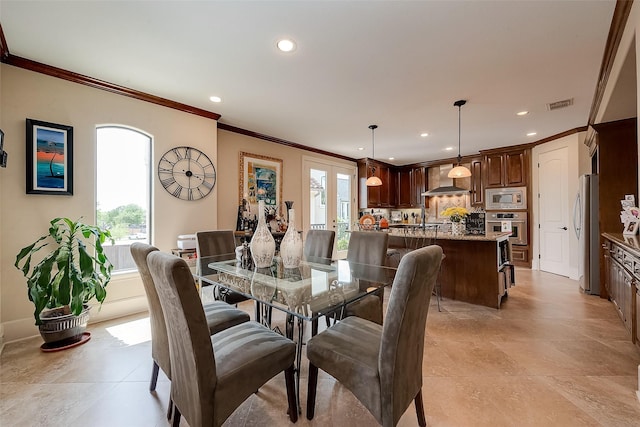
[250,200,276,268]
[451,221,465,236]
[280,208,303,268]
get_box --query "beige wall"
[216,129,356,232]
[0,65,219,342]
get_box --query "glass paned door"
[303,158,356,259]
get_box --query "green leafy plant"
[15,217,114,325]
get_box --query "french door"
[302,157,357,259]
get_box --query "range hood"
[421,164,470,196]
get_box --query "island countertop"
[387,230,511,242]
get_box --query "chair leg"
[284,365,298,423]
[172,406,181,427]
[414,389,426,427]
[149,361,159,391]
[306,363,319,420]
[166,398,173,421]
[312,318,319,336]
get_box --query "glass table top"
[192,254,397,321]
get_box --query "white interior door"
[538,147,571,276]
[303,157,357,259]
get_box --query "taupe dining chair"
[303,230,335,334]
[303,229,335,265]
[343,231,389,325]
[306,245,443,427]
[130,243,250,413]
[195,230,249,305]
[147,251,298,427]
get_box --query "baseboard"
[1,296,149,345]
[87,295,149,325]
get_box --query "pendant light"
[448,99,472,178]
[365,124,383,186]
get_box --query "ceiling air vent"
[546,98,574,111]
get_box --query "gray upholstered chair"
[303,230,335,334]
[343,231,389,325]
[195,230,249,305]
[303,229,335,265]
[306,245,443,427]
[130,243,250,396]
[147,251,298,427]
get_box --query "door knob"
[559,226,568,230]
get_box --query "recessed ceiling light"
[445,147,454,151]
[209,96,222,103]
[517,111,529,116]
[527,132,537,137]
[420,132,429,137]
[277,39,296,52]
[388,157,395,160]
[357,147,365,151]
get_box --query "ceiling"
[1,1,618,165]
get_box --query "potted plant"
[15,217,114,345]
[440,207,470,236]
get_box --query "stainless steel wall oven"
[486,211,528,246]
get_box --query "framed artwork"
[26,119,73,195]
[239,151,282,210]
[623,220,639,235]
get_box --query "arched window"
[96,126,152,272]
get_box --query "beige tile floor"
[2,268,640,426]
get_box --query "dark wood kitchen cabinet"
[411,166,426,208]
[396,168,412,208]
[484,149,528,188]
[358,159,395,208]
[396,166,426,208]
[469,157,484,207]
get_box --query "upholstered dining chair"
[147,251,298,427]
[306,245,443,427]
[303,230,335,334]
[303,229,335,265]
[195,230,249,305]
[130,243,250,399]
[343,231,389,325]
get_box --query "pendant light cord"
[453,100,466,165]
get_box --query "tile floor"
[1,268,640,426]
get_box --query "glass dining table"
[191,253,397,411]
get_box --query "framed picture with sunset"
[26,119,73,195]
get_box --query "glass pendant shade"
[366,124,382,187]
[448,164,472,178]
[366,175,383,186]
[448,99,472,179]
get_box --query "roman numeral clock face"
[158,146,216,201]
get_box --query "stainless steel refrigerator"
[573,174,599,295]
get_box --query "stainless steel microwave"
[485,187,527,210]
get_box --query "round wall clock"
[158,146,216,200]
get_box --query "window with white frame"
[96,126,152,272]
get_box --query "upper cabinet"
[396,166,426,208]
[358,159,395,208]
[484,148,529,188]
[469,157,484,206]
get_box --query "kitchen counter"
[388,230,510,242]
[386,230,514,309]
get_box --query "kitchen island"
[388,230,513,308]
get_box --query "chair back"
[196,230,237,274]
[147,251,217,427]
[346,231,388,266]
[379,245,443,427]
[303,230,335,265]
[130,242,170,378]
